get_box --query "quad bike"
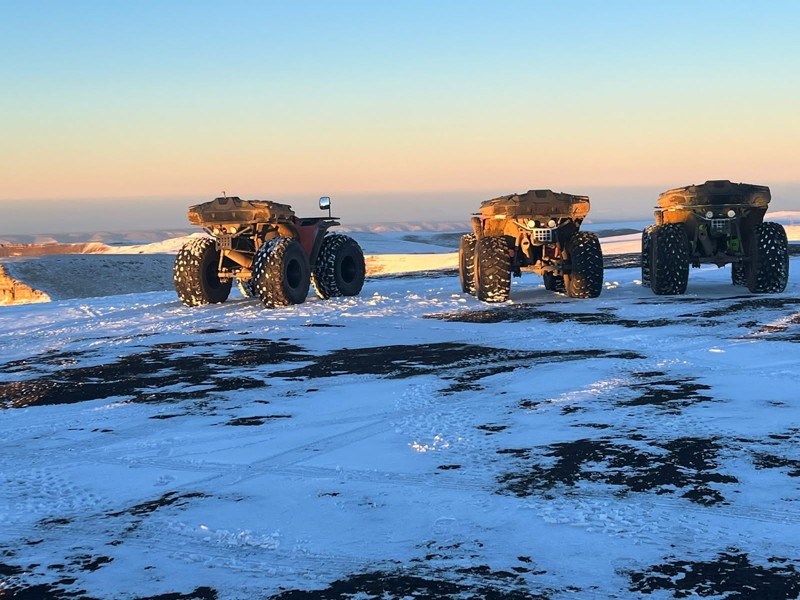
[642,180,789,295]
[174,195,365,308]
[460,189,603,302]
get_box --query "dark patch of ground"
[687,297,800,319]
[620,375,714,411]
[265,568,552,600]
[225,414,292,426]
[103,491,210,536]
[752,453,800,478]
[425,304,675,327]
[477,424,508,433]
[738,311,800,343]
[498,436,737,505]
[135,588,218,600]
[2,349,94,374]
[627,550,800,599]
[0,553,114,599]
[0,338,310,409]
[107,491,208,519]
[272,343,642,393]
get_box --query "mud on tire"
[746,221,789,294]
[458,233,477,295]
[312,233,365,299]
[174,237,232,306]
[564,231,603,298]
[252,237,311,308]
[641,225,656,288]
[474,236,511,303]
[650,223,690,295]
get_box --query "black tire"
[312,234,366,299]
[173,237,232,306]
[474,236,511,303]
[564,231,603,298]
[237,278,255,297]
[543,272,565,293]
[458,233,477,295]
[731,261,746,286]
[746,221,789,294]
[252,237,311,308]
[650,223,690,295]
[641,225,656,288]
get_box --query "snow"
[2,248,800,598]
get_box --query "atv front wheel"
[312,233,365,299]
[564,231,603,298]
[641,225,656,288]
[458,233,477,295]
[650,224,690,295]
[746,221,789,293]
[252,237,311,308]
[173,237,232,306]
[474,236,511,303]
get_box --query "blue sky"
[1,1,799,231]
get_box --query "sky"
[1,0,799,233]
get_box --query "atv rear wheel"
[641,225,656,288]
[252,237,311,308]
[474,236,511,303]
[650,223,690,295]
[746,221,789,293]
[543,271,565,293]
[564,231,603,298]
[174,237,232,306]
[312,233,365,299]
[458,233,477,295]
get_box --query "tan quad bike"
[460,189,604,303]
[642,180,789,295]
[174,195,365,308]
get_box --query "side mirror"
[319,196,331,211]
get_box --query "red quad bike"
[174,195,365,308]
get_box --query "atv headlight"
[527,219,537,228]
[727,209,736,218]
[705,210,714,219]
[548,219,557,228]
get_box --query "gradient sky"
[1,0,799,232]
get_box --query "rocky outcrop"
[0,264,50,305]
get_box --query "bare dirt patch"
[498,436,737,505]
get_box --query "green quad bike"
[174,195,365,308]
[459,189,604,302]
[642,180,789,295]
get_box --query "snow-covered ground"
[2,253,800,598]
